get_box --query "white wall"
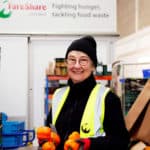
[113,27,150,78]
[114,27,150,64]
[0,36,28,124]
[29,35,116,128]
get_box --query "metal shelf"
[47,75,112,81]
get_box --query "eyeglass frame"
[66,56,91,66]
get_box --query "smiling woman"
[45,35,130,150]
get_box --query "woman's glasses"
[66,57,90,66]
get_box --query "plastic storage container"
[2,121,25,134]
[1,120,35,149]
[143,69,150,78]
[2,132,29,148]
[2,130,35,149]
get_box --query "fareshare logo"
[0,0,11,18]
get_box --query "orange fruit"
[145,146,150,150]
[36,126,51,141]
[64,131,80,150]
[51,131,61,146]
[42,141,56,150]
[64,139,80,150]
[68,131,80,140]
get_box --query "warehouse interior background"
[0,0,150,132]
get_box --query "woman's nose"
[74,60,81,67]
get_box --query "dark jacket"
[46,74,130,150]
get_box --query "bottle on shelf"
[54,58,67,76]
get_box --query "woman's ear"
[92,66,96,73]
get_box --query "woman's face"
[66,51,95,84]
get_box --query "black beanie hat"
[65,35,98,67]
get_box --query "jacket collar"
[68,73,96,93]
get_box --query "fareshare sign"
[0,0,116,34]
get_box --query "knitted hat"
[65,35,98,67]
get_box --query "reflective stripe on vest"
[52,84,110,138]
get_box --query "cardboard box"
[125,79,150,145]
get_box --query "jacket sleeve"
[45,109,52,127]
[89,91,130,150]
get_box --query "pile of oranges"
[36,126,80,150]
[64,131,80,150]
[36,126,61,150]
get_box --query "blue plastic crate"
[1,130,35,149]
[143,69,150,78]
[2,134,25,148]
[2,121,25,134]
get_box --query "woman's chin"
[72,77,83,84]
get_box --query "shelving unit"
[122,78,148,115]
[47,75,112,81]
[120,63,150,115]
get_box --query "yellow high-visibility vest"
[52,84,110,138]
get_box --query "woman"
[46,35,130,150]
